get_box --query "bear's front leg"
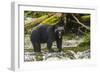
[56,39,62,52]
[47,39,53,53]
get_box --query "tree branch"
[72,14,90,30]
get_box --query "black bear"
[30,18,65,53]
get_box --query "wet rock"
[76,49,90,59]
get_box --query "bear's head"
[54,25,65,39]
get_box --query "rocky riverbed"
[24,34,90,61]
[24,49,90,61]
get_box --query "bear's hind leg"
[33,43,41,52]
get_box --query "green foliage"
[80,15,90,22]
[83,32,90,43]
[24,11,48,18]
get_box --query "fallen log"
[26,13,62,34]
[25,14,55,34]
[41,13,62,25]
